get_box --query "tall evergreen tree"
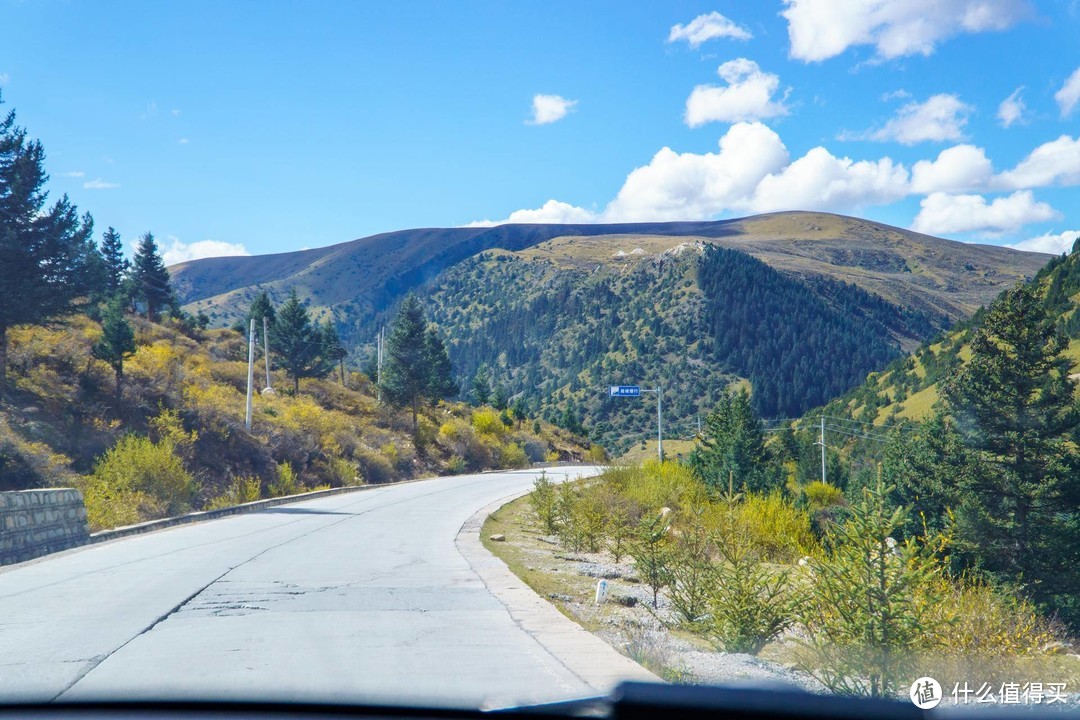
[423,328,456,401]
[99,227,128,296]
[471,364,491,406]
[92,298,137,402]
[942,281,1080,619]
[382,296,429,430]
[271,289,330,394]
[129,232,173,321]
[0,91,96,393]
[688,390,773,493]
[247,290,276,328]
[321,318,347,385]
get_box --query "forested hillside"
[417,240,944,453]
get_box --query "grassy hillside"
[819,241,1080,429]
[0,314,589,530]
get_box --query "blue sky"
[2,0,1080,263]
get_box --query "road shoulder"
[455,491,661,693]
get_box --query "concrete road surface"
[0,468,656,708]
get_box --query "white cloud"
[782,0,1029,62]
[996,135,1080,189]
[1055,67,1080,117]
[62,170,86,178]
[603,121,790,221]
[997,87,1026,128]
[171,108,181,117]
[910,144,993,193]
[527,94,577,125]
[862,94,973,145]
[162,238,250,266]
[178,137,189,144]
[911,190,1060,235]
[1009,229,1080,254]
[684,59,789,127]
[881,89,911,101]
[465,199,598,227]
[750,148,909,213]
[83,178,119,190]
[668,11,752,47]
[0,73,8,86]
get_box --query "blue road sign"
[609,385,641,397]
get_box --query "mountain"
[171,212,1049,452]
[172,212,1046,343]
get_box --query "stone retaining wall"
[0,488,90,565]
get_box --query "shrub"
[497,442,529,469]
[446,455,466,475]
[529,472,558,533]
[584,444,609,463]
[795,478,947,698]
[630,512,674,609]
[704,530,791,655]
[356,448,395,484]
[472,409,507,438]
[728,492,818,563]
[206,475,262,510]
[667,512,715,626]
[85,433,195,528]
[268,462,302,497]
[521,437,548,462]
[803,481,846,510]
[323,456,362,486]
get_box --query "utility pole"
[245,318,255,431]
[376,325,383,403]
[815,415,827,484]
[657,386,663,463]
[262,316,272,392]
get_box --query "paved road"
[0,468,655,708]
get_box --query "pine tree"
[271,289,330,394]
[321,318,347,385]
[247,290,276,328]
[99,227,128,296]
[471,364,491,406]
[0,92,96,393]
[423,328,456,400]
[382,296,429,430]
[491,385,508,410]
[129,232,173,321]
[92,298,137,402]
[942,281,1080,618]
[688,390,773,493]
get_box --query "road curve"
[0,468,655,708]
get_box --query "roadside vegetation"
[503,273,1080,699]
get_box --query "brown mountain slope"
[171,211,1049,341]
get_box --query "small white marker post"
[595,578,608,605]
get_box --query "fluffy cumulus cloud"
[750,148,909,213]
[996,135,1080,189]
[997,87,1026,128]
[782,0,1029,62]
[911,190,1060,235]
[684,59,789,127]
[474,122,919,225]
[910,144,994,193]
[863,94,973,145]
[1055,67,1080,118]
[162,238,250,266]
[527,94,577,125]
[668,11,752,46]
[1009,229,1080,255]
[604,121,790,221]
